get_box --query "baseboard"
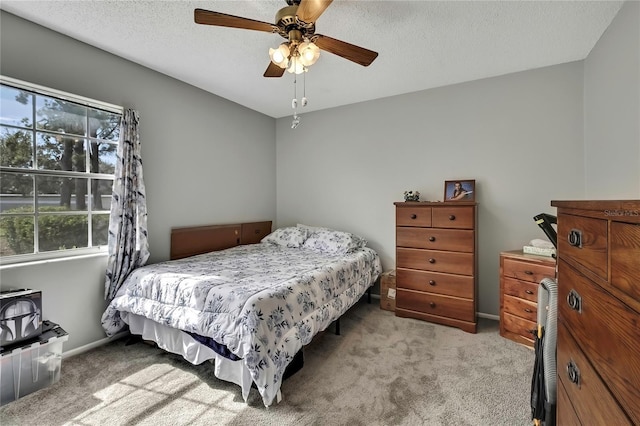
[62,331,128,359]
[477,312,499,321]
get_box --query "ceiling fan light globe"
[298,41,320,66]
[287,59,305,74]
[269,44,290,68]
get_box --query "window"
[0,76,123,264]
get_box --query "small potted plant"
[404,191,420,202]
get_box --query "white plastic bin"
[0,324,68,406]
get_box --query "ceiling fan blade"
[194,9,277,33]
[296,0,333,23]
[313,35,378,67]
[264,61,286,78]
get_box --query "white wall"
[276,62,585,316]
[584,0,640,198]
[0,11,277,351]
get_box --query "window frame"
[0,75,124,266]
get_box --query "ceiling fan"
[194,0,379,78]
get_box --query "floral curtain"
[104,109,149,300]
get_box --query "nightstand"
[499,250,556,347]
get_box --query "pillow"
[301,227,367,255]
[261,227,308,248]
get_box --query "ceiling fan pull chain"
[292,70,298,109]
[291,68,301,129]
[302,68,308,107]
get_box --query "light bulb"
[269,43,290,68]
[298,41,320,67]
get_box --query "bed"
[101,221,382,407]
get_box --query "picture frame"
[444,179,475,202]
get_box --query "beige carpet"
[0,301,534,425]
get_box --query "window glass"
[0,172,34,213]
[0,216,34,256]
[0,85,33,128]
[38,214,88,252]
[36,176,88,212]
[89,141,117,174]
[35,96,87,137]
[92,214,110,246]
[0,79,121,263]
[36,133,87,172]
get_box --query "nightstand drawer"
[396,206,432,227]
[397,248,473,275]
[502,277,538,303]
[396,289,474,322]
[396,227,474,252]
[396,268,474,299]
[502,258,555,283]
[501,312,535,344]
[503,294,536,322]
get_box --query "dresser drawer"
[397,248,474,275]
[396,206,432,227]
[502,277,537,303]
[557,322,633,425]
[558,261,640,424]
[396,268,474,298]
[557,214,608,280]
[610,221,640,302]
[500,312,535,343]
[503,294,536,322]
[502,258,555,284]
[396,227,474,252]
[557,380,582,426]
[396,289,474,322]
[432,206,474,229]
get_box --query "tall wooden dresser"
[394,201,477,333]
[552,200,640,425]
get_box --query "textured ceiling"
[0,1,624,118]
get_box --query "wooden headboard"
[170,221,272,260]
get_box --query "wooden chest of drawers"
[394,201,477,333]
[499,250,556,347]
[552,200,640,425]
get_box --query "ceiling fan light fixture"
[287,56,306,74]
[298,41,320,66]
[269,43,290,68]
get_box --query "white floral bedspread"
[101,243,381,406]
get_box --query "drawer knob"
[428,236,436,242]
[524,308,533,313]
[429,302,436,308]
[525,290,534,295]
[429,280,436,286]
[410,214,417,219]
[449,215,456,221]
[567,361,580,386]
[567,289,582,313]
[524,270,533,275]
[568,229,583,248]
[428,258,436,264]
